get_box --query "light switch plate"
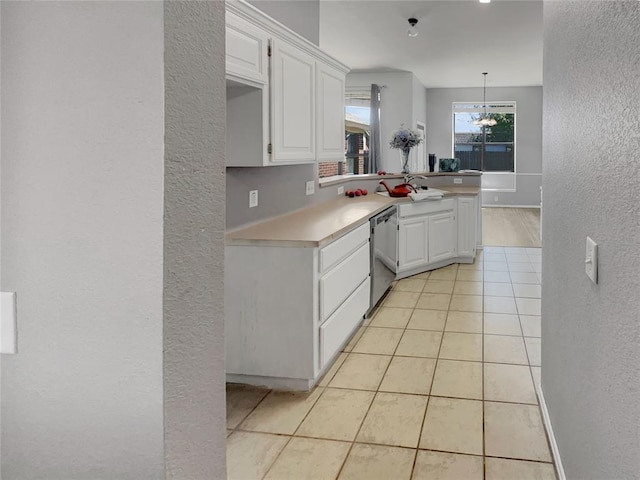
[0,292,18,354]
[585,236,598,284]
[305,180,315,196]
[249,190,258,208]
[454,177,462,184]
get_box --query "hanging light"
[407,18,419,38]
[473,72,497,127]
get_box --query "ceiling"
[319,0,543,89]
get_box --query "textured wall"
[163,1,227,478]
[426,86,542,206]
[542,1,640,478]
[247,0,319,45]
[1,2,164,478]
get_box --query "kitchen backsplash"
[226,166,481,231]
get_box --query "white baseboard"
[536,384,567,480]
[481,204,541,209]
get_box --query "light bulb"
[407,18,419,38]
[479,0,491,3]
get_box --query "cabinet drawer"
[398,198,455,218]
[320,242,370,321]
[320,222,370,274]
[319,278,370,369]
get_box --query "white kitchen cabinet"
[316,62,346,161]
[457,196,477,258]
[271,39,316,163]
[397,197,460,277]
[226,11,269,84]
[225,1,349,167]
[398,217,428,272]
[428,211,457,263]
[225,222,370,390]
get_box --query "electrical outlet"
[454,177,462,184]
[337,186,344,195]
[305,180,315,196]
[249,190,258,208]
[494,195,499,202]
[585,236,598,284]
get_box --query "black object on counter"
[428,154,436,172]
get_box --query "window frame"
[451,101,517,175]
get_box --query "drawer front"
[320,222,370,274]
[398,198,455,218]
[319,278,370,369]
[320,242,370,321]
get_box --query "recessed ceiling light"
[479,0,491,3]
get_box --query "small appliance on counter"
[439,158,459,172]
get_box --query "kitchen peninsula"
[226,176,482,391]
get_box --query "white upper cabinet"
[226,12,269,84]
[225,0,349,167]
[271,39,316,163]
[316,63,346,161]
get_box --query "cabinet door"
[457,197,477,257]
[271,39,316,163]
[428,212,457,263]
[316,62,345,161]
[398,217,428,272]
[226,12,269,84]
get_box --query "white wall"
[1,2,165,478]
[247,0,319,45]
[412,74,427,132]
[542,1,640,478]
[426,86,542,206]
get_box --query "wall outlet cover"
[454,178,462,184]
[0,292,18,354]
[585,236,598,284]
[305,180,315,196]
[249,190,258,208]
[337,186,344,195]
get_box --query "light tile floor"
[226,246,555,480]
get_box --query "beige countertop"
[226,186,481,247]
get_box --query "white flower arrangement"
[389,126,423,150]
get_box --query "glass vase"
[400,148,411,174]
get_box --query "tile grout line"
[481,260,487,480]
[409,264,460,479]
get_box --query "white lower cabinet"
[398,217,428,272]
[457,196,477,258]
[428,211,456,263]
[225,222,370,390]
[319,278,370,369]
[396,195,477,278]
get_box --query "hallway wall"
[542,2,640,478]
[1,2,165,478]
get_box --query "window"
[453,102,515,172]
[318,89,375,179]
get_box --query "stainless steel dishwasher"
[368,205,398,315]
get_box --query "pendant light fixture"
[407,18,419,38]
[473,72,497,127]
